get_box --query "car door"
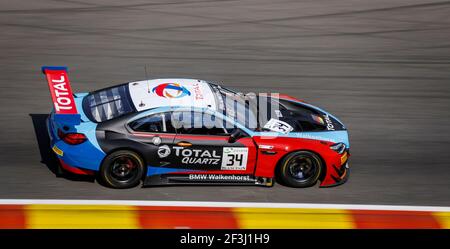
[171,110,257,175]
[127,111,177,169]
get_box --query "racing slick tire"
[276,151,323,188]
[99,150,145,189]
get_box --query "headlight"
[330,142,346,154]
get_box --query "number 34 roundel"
[221,147,249,170]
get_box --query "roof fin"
[145,65,151,93]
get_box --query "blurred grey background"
[0,0,449,205]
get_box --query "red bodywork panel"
[59,158,95,175]
[252,136,348,187]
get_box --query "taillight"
[58,129,87,145]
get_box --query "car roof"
[128,78,217,112]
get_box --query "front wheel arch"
[275,150,326,187]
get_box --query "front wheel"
[99,150,145,189]
[276,151,323,188]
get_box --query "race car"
[43,66,350,189]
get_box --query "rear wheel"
[277,151,323,188]
[99,150,145,189]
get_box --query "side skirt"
[143,174,273,187]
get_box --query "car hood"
[248,94,346,132]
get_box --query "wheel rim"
[110,155,139,183]
[287,155,319,183]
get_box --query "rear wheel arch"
[100,147,148,175]
[98,148,147,189]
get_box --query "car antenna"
[144,65,151,93]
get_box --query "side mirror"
[228,129,242,143]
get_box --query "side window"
[172,111,235,136]
[128,112,176,133]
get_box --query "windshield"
[209,83,258,130]
[82,84,135,122]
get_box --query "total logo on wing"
[152,83,191,98]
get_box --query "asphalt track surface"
[0,0,449,206]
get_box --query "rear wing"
[42,66,81,125]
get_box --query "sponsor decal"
[152,83,191,98]
[311,114,325,125]
[324,114,335,131]
[52,145,63,156]
[173,146,221,165]
[291,133,338,143]
[43,68,77,114]
[157,145,171,158]
[221,147,248,170]
[192,82,204,100]
[188,174,253,182]
[263,118,293,134]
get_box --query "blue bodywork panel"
[47,93,105,171]
[146,166,201,176]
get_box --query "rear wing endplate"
[42,66,81,125]
[42,66,78,114]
